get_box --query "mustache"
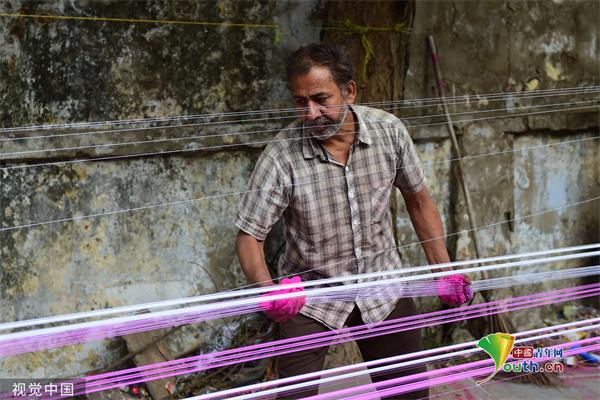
[303,116,336,128]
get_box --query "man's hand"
[436,274,473,306]
[260,276,306,322]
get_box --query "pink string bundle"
[436,274,473,306]
[259,276,306,322]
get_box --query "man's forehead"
[290,66,338,95]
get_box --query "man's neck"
[319,110,357,166]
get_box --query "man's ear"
[344,80,357,104]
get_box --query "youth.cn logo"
[476,332,516,385]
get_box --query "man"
[234,43,471,399]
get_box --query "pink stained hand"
[436,274,473,306]
[259,276,306,323]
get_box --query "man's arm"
[401,186,452,273]
[233,151,290,288]
[235,230,275,287]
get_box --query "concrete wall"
[1,0,598,378]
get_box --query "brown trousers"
[277,298,429,399]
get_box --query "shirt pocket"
[371,184,392,223]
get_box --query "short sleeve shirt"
[234,105,426,329]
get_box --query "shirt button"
[348,190,354,199]
[352,219,359,226]
[345,166,349,172]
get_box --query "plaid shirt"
[234,105,426,329]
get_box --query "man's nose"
[304,101,323,121]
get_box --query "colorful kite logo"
[476,332,515,385]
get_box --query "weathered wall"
[0,0,323,378]
[0,0,598,379]
[399,0,599,345]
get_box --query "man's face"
[289,66,351,140]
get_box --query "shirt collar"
[301,105,372,160]
[302,130,328,160]
[352,105,373,145]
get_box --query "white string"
[278,196,599,288]
[3,85,597,134]
[309,264,600,300]
[222,250,600,302]
[1,163,597,302]
[2,103,597,172]
[1,100,597,157]
[0,102,596,338]
[1,248,596,338]
[0,81,595,382]
[1,133,597,233]
[2,243,596,329]
[196,319,600,400]
[2,88,598,144]
[1,242,595,331]
[3,267,598,361]
[469,265,600,291]
[0,183,595,332]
